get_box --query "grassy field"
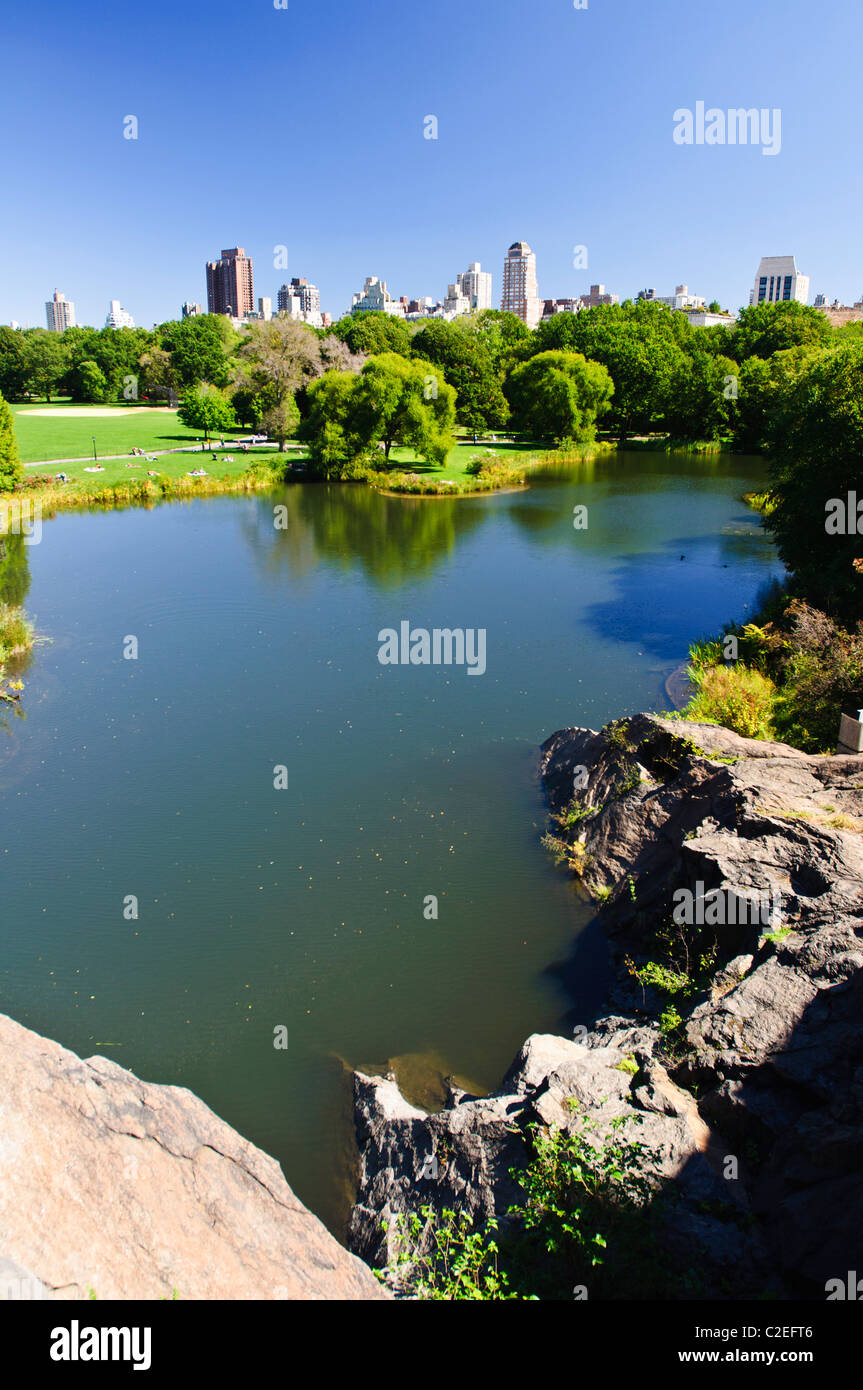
[12,404,565,504]
[11,402,232,464]
[24,447,301,490]
[385,438,545,482]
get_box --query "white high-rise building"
[350,276,405,317]
[45,289,76,332]
[501,242,542,328]
[749,256,810,307]
[456,262,493,312]
[105,300,135,329]
[443,283,471,318]
[658,284,706,311]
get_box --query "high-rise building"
[657,284,706,311]
[277,277,321,318]
[206,247,255,318]
[45,289,76,332]
[181,301,202,318]
[350,276,405,317]
[276,278,323,326]
[456,262,492,312]
[542,298,582,320]
[578,284,619,310]
[501,242,542,328]
[105,300,135,329]
[749,256,809,307]
[443,283,471,318]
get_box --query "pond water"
[0,452,782,1233]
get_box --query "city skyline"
[1,0,860,330]
[15,238,852,333]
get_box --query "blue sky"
[2,0,860,328]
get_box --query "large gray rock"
[350,715,863,1297]
[0,1013,387,1300]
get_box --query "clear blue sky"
[2,0,860,328]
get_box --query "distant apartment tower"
[579,284,619,310]
[750,256,809,307]
[658,284,706,311]
[45,289,75,332]
[542,298,582,320]
[181,301,202,318]
[444,282,471,318]
[105,300,135,329]
[277,277,321,317]
[206,247,255,318]
[350,276,405,317]
[456,262,492,312]
[501,242,542,328]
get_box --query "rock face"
[0,1014,386,1300]
[349,715,863,1298]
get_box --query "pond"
[0,451,782,1234]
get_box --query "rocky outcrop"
[0,1014,387,1300]
[349,715,863,1298]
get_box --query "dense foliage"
[0,390,22,491]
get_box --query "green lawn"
[13,404,551,494]
[24,447,305,490]
[11,403,238,464]
[386,438,547,482]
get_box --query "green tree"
[732,345,822,453]
[331,311,412,358]
[62,325,155,402]
[0,327,29,401]
[732,301,832,362]
[158,314,234,389]
[302,354,456,472]
[765,342,863,620]
[531,303,689,442]
[177,383,236,442]
[73,358,111,404]
[663,350,739,441]
[350,353,456,463]
[137,346,179,403]
[411,319,509,432]
[22,330,69,401]
[0,391,22,491]
[468,310,535,375]
[301,372,358,476]
[233,318,322,451]
[506,350,613,443]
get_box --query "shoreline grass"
[373,440,617,496]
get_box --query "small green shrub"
[381,1205,518,1300]
[684,663,777,740]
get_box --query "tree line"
[2,298,862,625]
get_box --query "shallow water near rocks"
[0,451,781,1234]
